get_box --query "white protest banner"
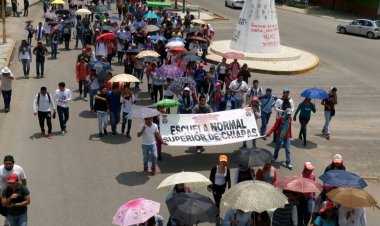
[160,108,260,146]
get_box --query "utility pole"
[1,0,6,43]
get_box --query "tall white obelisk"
[230,0,281,53]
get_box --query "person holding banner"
[266,108,293,170]
[192,95,213,154]
[242,96,261,149]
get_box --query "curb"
[276,6,353,23]
[3,39,16,67]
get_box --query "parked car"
[337,19,380,39]
[225,0,245,9]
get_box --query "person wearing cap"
[258,88,277,139]
[324,154,346,173]
[32,41,49,78]
[208,155,231,210]
[192,95,213,153]
[0,67,15,113]
[266,108,293,169]
[178,87,194,114]
[293,98,316,146]
[321,87,338,136]
[242,96,260,148]
[299,162,316,225]
[54,82,72,135]
[33,86,56,138]
[1,173,30,226]
[256,161,278,185]
[311,185,335,223]
[274,87,294,117]
[229,74,248,109]
[312,201,338,226]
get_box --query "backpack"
[37,92,51,106]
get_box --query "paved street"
[0,0,379,225]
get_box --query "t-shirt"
[107,91,122,112]
[139,123,159,145]
[33,46,48,62]
[314,216,337,226]
[229,80,248,100]
[121,94,135,113]
[0,165,26,191]
[94,93,108,112]
[192,104,212,114]
[54,88,72,108]
[2,184,30,216]
[85,75,100,90]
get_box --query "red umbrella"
[169,46,187,53]
[96,32,116,42]
[190,36,207,42]
[275,176,322,193]
[222,51,245,60]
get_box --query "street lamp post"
[1,0,6,43]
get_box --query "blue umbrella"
[64,16,76,24]
[181,54,201,62]
[143,12,159,19]
[133,21,147,28]
[126,48,142,55]
[87,61,112,71]
[150,35,166,41]
[319,170,367,189]
[117,32,131,41]
[169,37,186,42]
[300,87,329,99]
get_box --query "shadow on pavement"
[88,133,131,144]
[291,139,318,149]
[271,161,293,171]
[116,171,150,186]
[79,110,97,118]
[135,98,154,107]
[72,96,82,102]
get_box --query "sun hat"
[219,155,228,163]
[1,67,11,74]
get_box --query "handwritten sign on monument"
[230,0,281,53]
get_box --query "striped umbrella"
[128,108,161,119]
[275,176,322,193]
[156,65,183,79]
[168,77,196,95]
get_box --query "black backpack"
[37,92,51,106]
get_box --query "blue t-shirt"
[107,91,121,112]
[313,216,337,226]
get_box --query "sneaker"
[99,133,103,137]
[47,133,52,139]
[143,167,148,174]
[103,129,108,135]
[151,168,156,175]
[61,130,65,136]
[4,108,9,113]
[112,132,116,136]
[83,97,88,101]
[272,159,279,163]
[287,164,293,170]
[41,132,46,137]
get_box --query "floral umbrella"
[168,77,196,95]
[156,65,183,79]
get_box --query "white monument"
[230,0,281,53]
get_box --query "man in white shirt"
[274,88,294,117]
[137,117,167,175]
[229,74,248,108]
[0,155,26,192]
[33,86,56,138]
[339,207,367,226]
[246,79,263,105]
[54,82,72,135]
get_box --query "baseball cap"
[219,155,228,163]
[7,173,19,184]
[333,154,343,164]
[283,87,290,93]
[320,201,334,212]
[184,87,190,91]
[303,162,315,170]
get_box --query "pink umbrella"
[275,176,322,193]
[222,51,245,60]
[112,198,161,226]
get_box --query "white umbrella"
[108,73,140,83]
[75,8,92,16]
[221,180,288,213]
[128,108,161,119]
[157,171,212,190]
[165,41,185,48]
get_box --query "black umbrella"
[166,193,218,225]
[126,48,142,55]
[56,9,71,15]
[232,148,273,167]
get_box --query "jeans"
[121,112,132,134]
[78,80,87,97]
[134,68,144,82]
[323,111,332,134]
[109,110,121,134]
[153,85,163,103]
[242,139,257,148]
[299,116,310,143]
[38,111,52,134]
[97,111,108,133]
[57,105,69,131]
[201,48,208,62]
[51,43,58,58]
[235,98,244,108]
[7,211,28,226]
[260,112,271,135]
[142,144,157,169]
[89,89,99,110]
[21,59,30,76]
[2,90,12,109]
[273,137,291,165]
[36,61,44,76]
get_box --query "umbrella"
[166,193,218,225]
[108,74,140,83]
[275,176,323,193]
[169,46,187,54]
[168,37,186,42]
[44,12,57,19]
[112,198,160,226]
[300,87,329,99]
[165,41,185,48]
[75,8,91,16]
[133,21,147,28]
[64,17,76,24]
[71,0,85,6]
[128,108,161,119]
[191,18,206,24]
[143,12,159,19]
[327,188,377,208]
[156,65,183,79]
[184,27,200,34]
[153,99,181,108]
[93,5,109,13]
[56,9,70,14]
[157,172,211,190]
[181,54,202,62]
[149,35,166,41]
[87,61,112,71]
[190,36,207,42]
[96,33,116,42]
[232,148,274,167]
[126,48,142,55]
[136,50,160,58]
[101,26,114,32]
[108,16,120,21]
[143,56,160,63]
[117,32,132,41]
[222,51,245,60]
[51,0,65,4]
[319,170,367,189]
[169,77,196,95]
[143,25,160,33]
[222,180,288,213]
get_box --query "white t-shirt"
[229,80,248,100]
[85,75,100,90]
[0,164,26,191]
[139,123,159,145]
[121,94,135,113]
[54,88,72,108]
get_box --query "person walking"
[229,74,248,108]
[216,58,228,91]
[246,80,263,105]
[293,98,316,146]
[151,64,164,103]
[192,95,213,154]
[0,67,15,113]
[0,155,27,192]
[321,87,338,138]
[273,88,294,142]
[312,201,338,226]
[237,63,251,84]
[324,154,346,172]
[107,83,122,136]
[33,87,56,139]
[32,41,48,78]
[233,162,255,184]
[208,155,231,210]
[23,0,29,16]
[18,40,32,78]
[178,87,194,114]
[54,82,72,135]
[62,25,71,50]
[242,96,261,148]
[137,117,167,175]
[94,86,109,137]
[50,31,59,59]
[35,22,44,42]
[1,173,30,226]
[76,56,89,99]
[121,86,135,138]
[266,109,293,169]
[85,69,100,111]
[258,88,276,139]
[338,207,366,226]
[255,161,278,185]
